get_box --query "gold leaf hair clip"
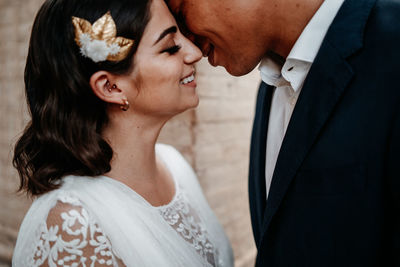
[72,11,134,62]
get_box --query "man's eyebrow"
[153,26,177,45]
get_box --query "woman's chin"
[181,94,199,108]
[191,95,200,108]
[175,97,200,115]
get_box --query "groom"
[166,0,400,266]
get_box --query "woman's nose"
[183,37,202,64]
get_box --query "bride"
[12,0,233,266]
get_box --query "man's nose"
[190,35,208,56]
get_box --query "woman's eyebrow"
[153,26,177,45]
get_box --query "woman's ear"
[89,71,124,105]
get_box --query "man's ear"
[89,71,124,105]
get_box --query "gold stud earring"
[120,97,130,111]
[105,81,111,92]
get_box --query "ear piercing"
[105,80,117,92]
[105,81,129,111]
[120,96,130,111]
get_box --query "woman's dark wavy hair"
[13,0,151,196]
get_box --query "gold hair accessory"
[72,11,134,62]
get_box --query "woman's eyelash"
[162,45,181,55]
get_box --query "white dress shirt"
[259,0,344,199]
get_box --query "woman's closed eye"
[162,44,181,55]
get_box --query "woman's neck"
[102,112,168,189]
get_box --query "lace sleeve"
[31,201,120,267]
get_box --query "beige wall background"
[0,0,261,266]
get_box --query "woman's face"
[120,0,202,118]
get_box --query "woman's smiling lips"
[180,71,196,87]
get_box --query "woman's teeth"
[180,74,195,85]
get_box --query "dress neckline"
[99,146,180,209]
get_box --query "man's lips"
[203,44,217,66]
[207,45,217,67]
[202,43,212,57]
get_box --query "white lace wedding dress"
[12,144,234,267]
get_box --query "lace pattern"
[159,190,219,267]
[24,183,225,267]
[15,145,233,267]
[29,194,116,267]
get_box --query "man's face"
[166,0,271,76]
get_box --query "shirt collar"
[259,0,344,91]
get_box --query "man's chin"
[223,63,255,77]
[206,53,256,76]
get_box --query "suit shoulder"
[368,0,400,33]
[360,0,400,63]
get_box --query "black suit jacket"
[249,0,400,266]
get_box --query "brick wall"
[0,0,260,266]
[0,0,43,265]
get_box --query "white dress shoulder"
[12,144,234,267]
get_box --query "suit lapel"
[249,81,273,243]
[259,0,377,240]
